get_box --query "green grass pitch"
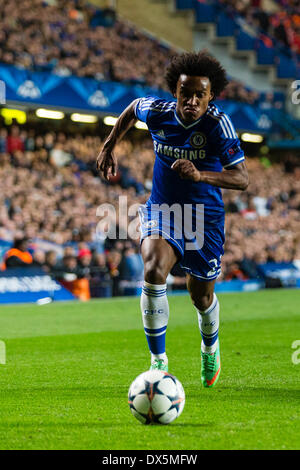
[0,289,299,450]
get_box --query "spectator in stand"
[119,245,144,282]
[56,253,91,301]
[272,17,290,48]
[6,126,24,154]
[50,143,73,167]
[43,250,59,274]
[1,237,33,270]
[225,263,249,281]
[56,255,79,280]
[77,247,93,277]
[106,249,122,295]
[32,249,46,267]
[0,128,8,153]
[89,252,112,297]
[90,252,110,279]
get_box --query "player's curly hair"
[165,51,228,99]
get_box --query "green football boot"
[150,358,168,372]
[201,341,221,388]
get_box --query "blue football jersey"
[134,96,245,215]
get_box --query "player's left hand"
[171,160,201,182]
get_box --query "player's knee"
[144,259,167,284]
[190,291,213,312]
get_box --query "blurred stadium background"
[0,0,299,304]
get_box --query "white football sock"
[141,282,169,362]
[151,352,168,364]
[196,293,219,354]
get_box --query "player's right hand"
[171,159,201,182]
[96,148,118,181]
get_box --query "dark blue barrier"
[0,268,76,304]
[118,280,143,297]
[0,63,171,114]
[214,279,264,293]
[214,99,272,133]
[171,279,264,295]
[258,262,300,288]
[0,62,297,138]
[0,62,284,133]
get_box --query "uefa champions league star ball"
[128,370,185,425]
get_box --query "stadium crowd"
[0,0,174,89]
[0,0,267,104]
[0,123,299,295]
[221,0,300,54]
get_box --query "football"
[128,370,185,425]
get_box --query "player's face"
[175,75,213,123]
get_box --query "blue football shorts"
[138,201,225,281]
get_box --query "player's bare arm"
[96,99,139,180]
[171,160,249,190]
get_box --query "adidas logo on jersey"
[156,130,166,139]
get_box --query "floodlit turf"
[0,289,299,450]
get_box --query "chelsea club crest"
[190,132,206,149]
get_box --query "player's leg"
[140,237,178,371]
[186,275,221,388]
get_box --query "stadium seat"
[216,12,236,38]
[235,28,256,51]
[193,0,216,23]
[175,0,194,10]
[256,40,275,66]
[276,53,298,79]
